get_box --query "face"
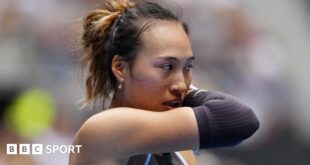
[121,21,194,111]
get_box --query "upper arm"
[69,107,199,165]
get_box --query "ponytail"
[81,0,134,107]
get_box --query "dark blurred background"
[1,0,310,164]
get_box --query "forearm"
[183,90,260,149]
[69,107,199,164]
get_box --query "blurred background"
[1,0,310,164]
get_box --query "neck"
[109,90,126,108]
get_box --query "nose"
[169,71,188,96]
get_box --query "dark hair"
[81,0,189,107]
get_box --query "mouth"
[163,100,182,110]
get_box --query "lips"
[163,100,181,110]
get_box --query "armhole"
[175,152,189,165]
[193,148,199,155]
[143,153,152,165]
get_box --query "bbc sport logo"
[7,144,82,155]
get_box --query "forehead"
[137,20,193,58]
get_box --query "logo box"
[7,144,17,155]
[6,144,43,155]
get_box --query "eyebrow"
[157,56,195,61]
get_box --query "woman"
[69,0,259,164]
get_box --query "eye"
[184,63,193,71]
[161,64,173,71]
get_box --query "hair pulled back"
[81,0,188,107]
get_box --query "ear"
[111,55,127,83]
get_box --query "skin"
[111,20,194,111]
[69,21,199,165]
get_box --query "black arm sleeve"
[183,90,260,149]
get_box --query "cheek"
[124,68,168,108]
[130,61,164,88]
[130,70,166,93]
[186,73,193,86]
